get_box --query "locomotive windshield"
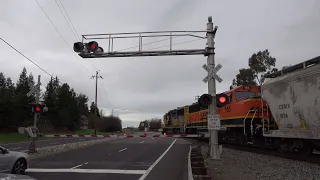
[235,91,256,101]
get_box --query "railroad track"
[187,137,320,165]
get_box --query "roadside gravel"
[28,137,124,159]
[201,145,320,180]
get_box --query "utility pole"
[91,71,103,112]
[207,17,220,159]
[91,71,103,134]
[111,109,114,117]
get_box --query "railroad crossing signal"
[33,104,42,113]
[73,41,104,53]
[32,104,49,113]
[202,63,223,83]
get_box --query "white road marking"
[139,141,144,144]
[9,147,21,150]
[139,139,177,180]
[71,164,83,169]
[119,148,127,152]
[187,145,193,179]
[26,168,146,174]
[84,162,88,165]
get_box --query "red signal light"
[35,106,41,111]
[90,43,96,50]
[87,41,99,52]
[33,105,42,113]
[216,93,229,108]
[35,106,41,112]
[219,96,226,103]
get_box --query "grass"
[0,133,28,143]
[0,133,51,143]
[0,129,114,143]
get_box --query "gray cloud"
[1,0,319,127]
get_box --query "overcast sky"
[1,0,319,127]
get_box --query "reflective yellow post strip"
[301,119,307,130]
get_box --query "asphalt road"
[0,131,159,152]
[0,137,105,152]
[25,136,191,180]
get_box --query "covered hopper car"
[261,56,320,154]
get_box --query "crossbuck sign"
[27,81,41,101]
[202,63,223,83]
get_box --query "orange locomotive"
[163,85,275,144]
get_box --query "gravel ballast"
[28,137,124,159]
[201,145,320,180]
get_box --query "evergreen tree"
[12,68,35,127]
[0,68,120,133]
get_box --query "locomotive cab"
[217,85,273,145]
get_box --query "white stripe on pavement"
[119,148,127,152]
[139,139,177,180]
[26,168,146,174]
[71,164,84,169]
[9,147,22,150]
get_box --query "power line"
[58,0,81,40]
[35,0,92,74]
[51,0,99,76]
[99,80,113,107]
[54,0,78,41]
[37,0,105,104]
[54,0,99,71]
[0,37,52,77]
[1,37,66,91]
